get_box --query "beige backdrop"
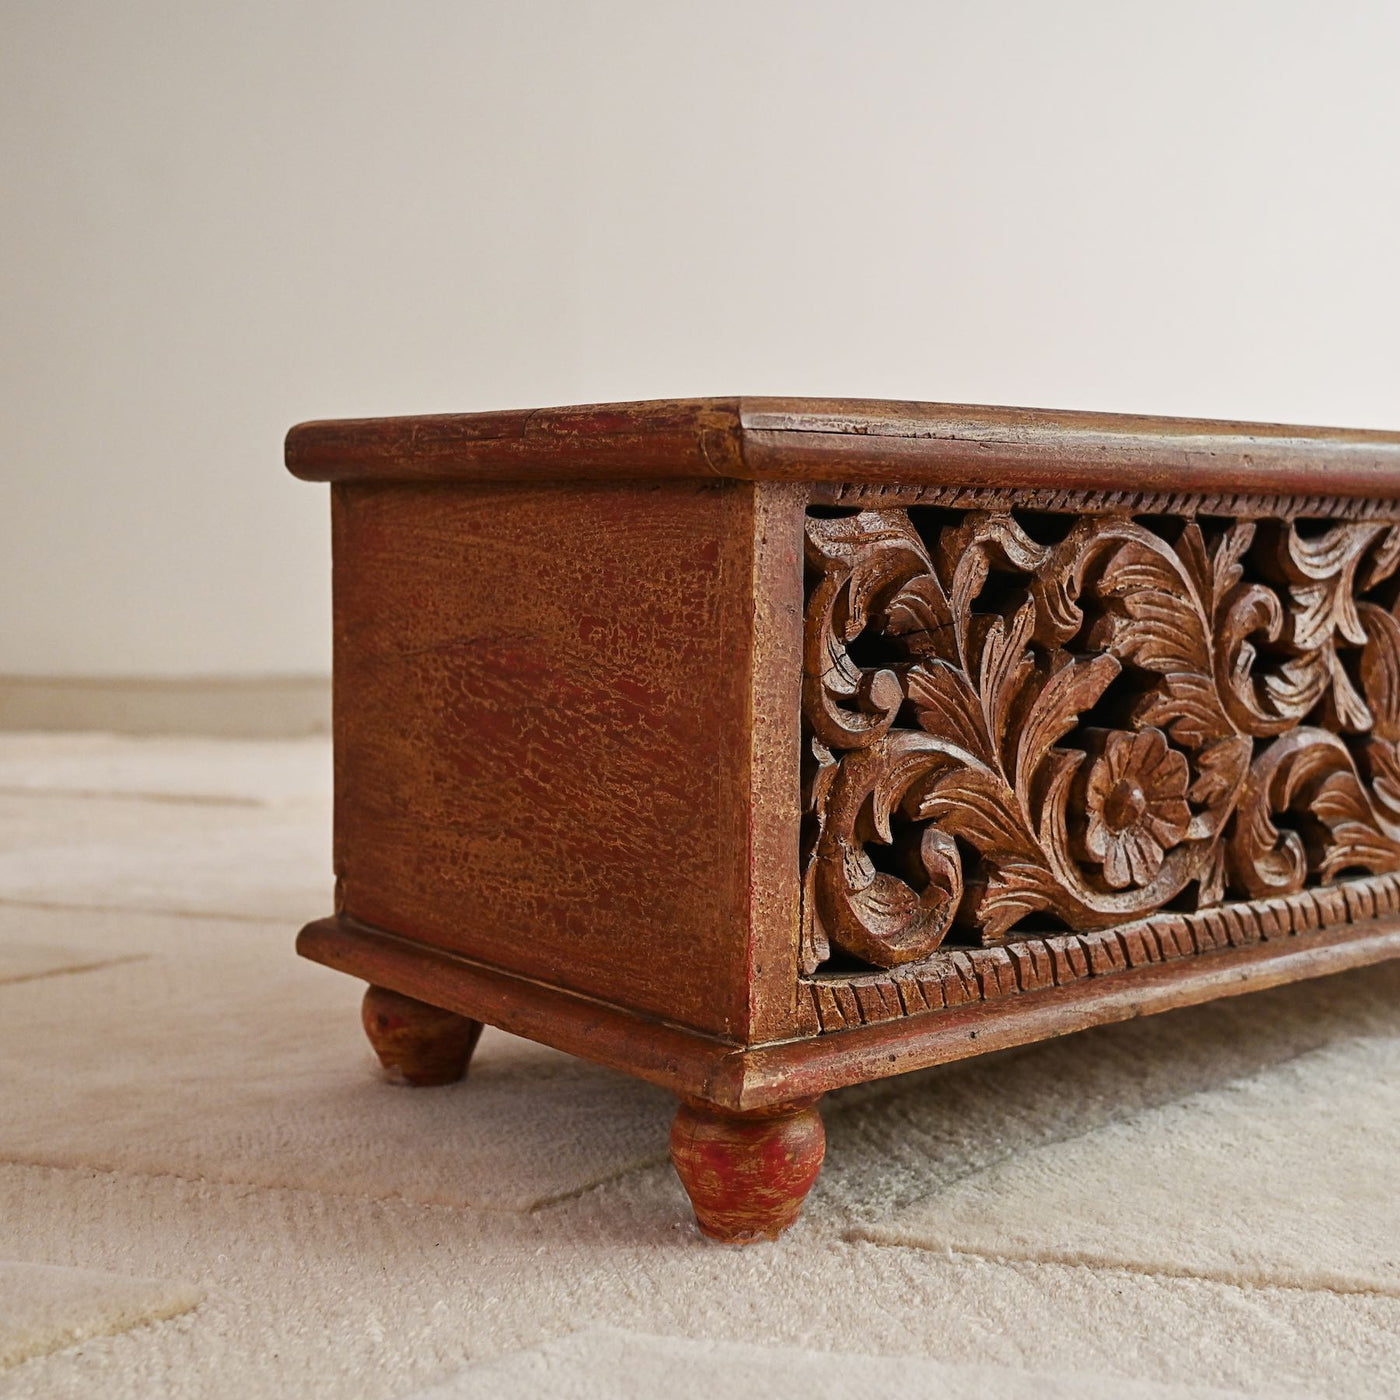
[3,1,1398,698]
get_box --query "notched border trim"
[803,825,1400,1034]
[811,482,1400,520]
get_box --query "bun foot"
[361,985,483,1086]
[669,1097,825,1243]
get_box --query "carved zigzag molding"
[816,483,1400,519]
[802,870,1400,1035]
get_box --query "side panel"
[330,478,758,1038]
[743,483,808,1042]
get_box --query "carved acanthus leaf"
[802,505,1400,971]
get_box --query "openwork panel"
[800,501,1400,990]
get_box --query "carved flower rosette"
[800,507,1400,975]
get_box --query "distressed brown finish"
[803,871,1400,1033]
[669,1098,825,1243]
[286,398,1400,498]
[330,478,775,1040]
[302,910,1400,1108]
[801,508,1400,973]
[361,985,482,1086]
[288,397,1400,1243]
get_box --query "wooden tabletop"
[286,397,1400,499]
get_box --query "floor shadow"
[818,959,1400,1223]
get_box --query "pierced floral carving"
[1082,729,1190,890]
[800,505,1400,974]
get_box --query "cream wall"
[3,1,1398,680]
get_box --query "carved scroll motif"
[800,507,1400,975]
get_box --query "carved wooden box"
[287,398,1400,1242]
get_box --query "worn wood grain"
[669,1097,825,1244]
[801,871,1400,1032]
[802,508,1400,970]
[287,397,1400,498]
[331,477,771,1038]
[741,920,1400,1108]
[288,395,1400,1242]
[299,908,1400,1112]
[287,400,744,483]
[361,984,482,1086]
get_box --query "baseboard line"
[0,675,331,739]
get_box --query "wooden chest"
[287,398,1400,1241]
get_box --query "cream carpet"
[0,1263,200,1369]
[2,733,1399,1398]
[406,1330,1266,1399]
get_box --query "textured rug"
[407,1330,1274,1399]
[853,1031,1400,1296]
[1,734,1399,1399]
[0,1262,200,1369]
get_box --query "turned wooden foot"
[361,985,483,1086]
[669,1097,825,1243]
